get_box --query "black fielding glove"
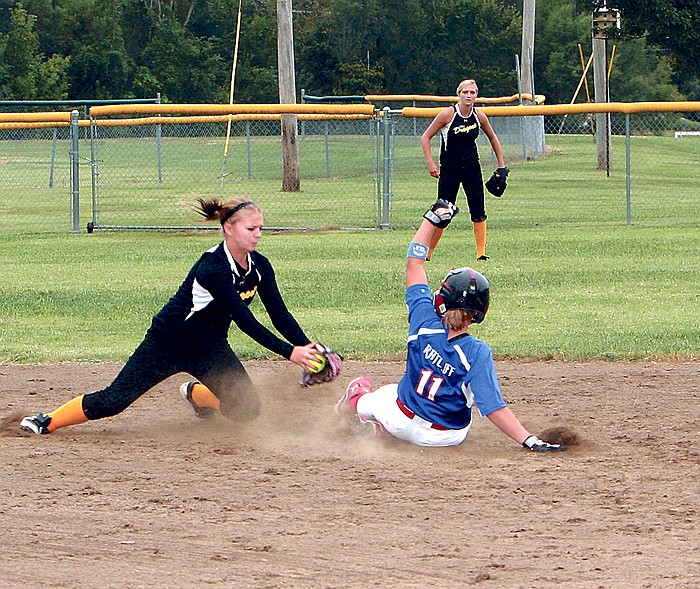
[485,166,510,197]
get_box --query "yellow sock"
[473,221,487,258]
[427,227,444,261]
[192,383,221,412]
[47,395,89,432]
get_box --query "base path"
[1,359,698,588]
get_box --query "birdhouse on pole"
[592,6,621,39]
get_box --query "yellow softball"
[307,353,327,374]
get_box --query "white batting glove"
[523,435,567,452]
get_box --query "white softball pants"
[356,383,470,447]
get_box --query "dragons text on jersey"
[439,104,481,167]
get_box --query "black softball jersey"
[149,241,310,358]
[439,105,481,168]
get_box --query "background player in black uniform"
[20,197,327,434]
[421,79,506,261]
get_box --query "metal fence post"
[69,109,80,234]
[325,120,331,178]
[412,100,417,136]
[246,121,252,179]
[625,113,632,226]
[49,128,57,187]
[372,115,381,224]
[88,117,98,232]
[380,107,393,229]
[156,93,163,183]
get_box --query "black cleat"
[20,412,52,434]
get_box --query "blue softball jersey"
[396,283,507,429]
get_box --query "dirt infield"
[1,360,698,589]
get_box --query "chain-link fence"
[1,105,698,234]
[0,124,74,235]
[88,116,380,231]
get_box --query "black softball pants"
[81,333,260,422]
[437,162,487,222]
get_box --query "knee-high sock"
[473,221,487,258]
[191,383,221,412]
[427,227,444,261]
[47,395,88,432]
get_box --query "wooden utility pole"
[519,0,540,160]
[520,0,536,100]
[277,0,300,191]
[593,36,610,172]
[592,5,620,173]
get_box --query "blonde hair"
[456,79,479,95]
[195,197,262,225]
[442,308,475,331]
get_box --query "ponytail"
[195,197,261,225]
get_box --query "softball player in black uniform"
[421,79,506,261]
[21,198,325,434]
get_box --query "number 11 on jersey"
[416,370,444,401]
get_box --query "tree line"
[0,0,697,106]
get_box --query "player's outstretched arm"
[406,220,434,288]
[406,201,459,287]
[486,407,529,443]
[487,407,567,452]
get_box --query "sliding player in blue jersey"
[335,200,566,452]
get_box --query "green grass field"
[1,223,697,363]
[1,131,698,363]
